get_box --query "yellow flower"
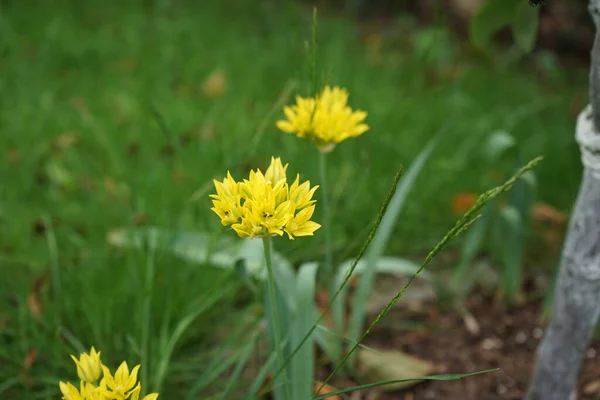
[284,205,321,240]
[210,171,243,226]
[59,381,106,400]
[276,96,316,139]
[235,166,294,238]
[59,348,159,400]
[129,383,160,400]
[80,381,106,400]
[276,85,369,150]
[70,346,103,384]
[210,157,320,240]
[59,381,84,400]
[233,198,295,238]
[288,174,318,210]
[264,156,288,185]
[101,362,140,399]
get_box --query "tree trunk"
[525,2,600,399]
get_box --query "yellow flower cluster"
[210,157,321,239]
[59,347,158,400]
[276,85,369,150]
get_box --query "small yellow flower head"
[80,381,104,400]
[59,381,84,400]
[288,174,318,210]
[210,157,321,240]
[276,85,369,151]
[130,383,160,400]
[210,171,243,227]
[264,156,288,185]
[59,380,107,400]
[101,361,140,399]
[70,346,103,384]
[60,347,159,400]
[284,205,321,240]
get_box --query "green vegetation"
[0,0,587,398]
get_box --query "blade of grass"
[153,281,237,392]
[493,205,524,304]
[313,369,499,399]
[245,350,277,400]
[219,333,260,400]
[184,311,260,399]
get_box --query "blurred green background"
[0,0,590,398]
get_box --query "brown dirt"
[320,289,600,400]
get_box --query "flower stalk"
[262,236,290,400]
[318,150,334,284]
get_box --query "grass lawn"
[0,0,588,398]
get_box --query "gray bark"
[525,171,600,400]
[591,31,600,126]
[525,2,600,399]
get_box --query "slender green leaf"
[153,285,232,392]
[219,336,259,400]
[313,369,499,399]
[493,205,524,304]
[185,312,259,399]
[245,351,277,400]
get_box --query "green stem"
[262,236,289,400]
[319,150,334,285]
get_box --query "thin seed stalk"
[310,7,319,98]
[311,157,542,399]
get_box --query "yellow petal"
[126,365,141,391]
[59,381,82,400]
[114,361,130,384]
[129,383,142,400]
[101,365,116,390]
